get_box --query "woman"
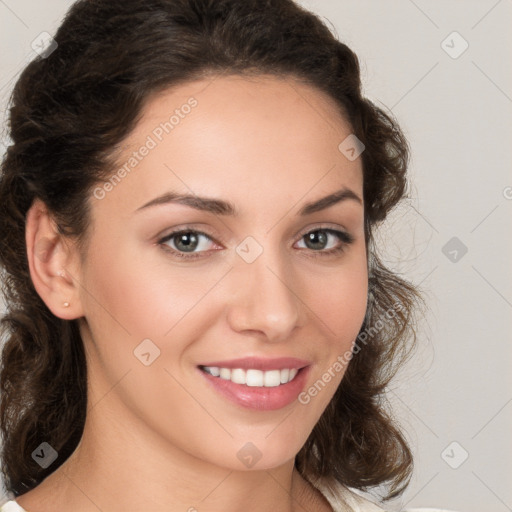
[0,0,424,510]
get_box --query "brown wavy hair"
[0,0,423,503]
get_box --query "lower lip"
[198,366,311,411]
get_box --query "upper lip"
[198,357,311,371]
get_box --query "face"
[76,74,368,471]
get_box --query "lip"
[198,356,310,371]
[197,359,312,411]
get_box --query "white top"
[314,480,387,511]
[0,501,25,512]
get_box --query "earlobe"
[25,199,84,320]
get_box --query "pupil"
[177,232,197,252]
[307,231,327,250]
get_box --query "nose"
[226,248,301,343]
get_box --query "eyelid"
[157,227,221,250]
[295,222,351,239]
[156,224,222,243]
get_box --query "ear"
[25,198,84,320]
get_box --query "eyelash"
[157,225,355,261]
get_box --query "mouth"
[196,357,311,411]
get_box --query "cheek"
[80,238,223,341]
[307,257,368,346]
[296,261,368,419]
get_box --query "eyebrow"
[135,186,362,216]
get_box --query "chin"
[225,431,309,472]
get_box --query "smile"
[200,366,299,387]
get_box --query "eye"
[295,228,354,258]
[158,229,218,260]
[157,226,355,260]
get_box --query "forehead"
[96,74,363,217]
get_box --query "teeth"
[209,366,220,377]
[219,368,231,380]
[263,370,281,387]
[202,366,300,387]
[246,369,263,387]
[231,368,246,384]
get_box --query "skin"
[21,74,368,512]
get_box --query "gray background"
[1,1,511,511]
